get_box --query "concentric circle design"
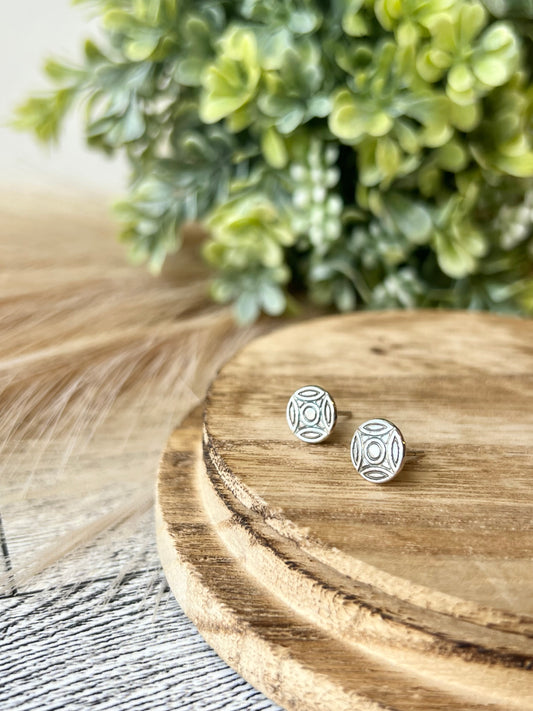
[286,385,337,443]
[351,418,406,483]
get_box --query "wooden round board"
[156,311,533,710]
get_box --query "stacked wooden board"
[156,311,533,710]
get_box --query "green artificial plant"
[15,0,533,322]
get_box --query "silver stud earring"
[286,385,337,443]
[350,418,406,483]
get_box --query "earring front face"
[351,418,406,483]
[286,385,337,443]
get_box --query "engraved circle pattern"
[286,386,336,443]
[351,418,406,483]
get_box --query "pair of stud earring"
[286,385,406,484]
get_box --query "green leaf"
[448,63,475,92]
[261,127,288,168]
[472,56,510,86]
[458,1,487,44]
[288,10,319,34]
[329,90,369,143]
[43,58,84,85]
[12,88,76,142]
[235,291,260,324]
[84,40,107,65]
[260,282,286,315]
[124,33,161,61]
[120,100,146,142]
[436,140,469,171]
[276,107,305,134]
[334,281,357,311]
[199,28,261,124]
[435,233,478,278]
[491,151,533,177]
[386,193,433,243]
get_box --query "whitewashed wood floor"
[0,191,280,710]
[0,510,279,710]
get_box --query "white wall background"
[0,1,126,193]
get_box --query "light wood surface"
[158,310,533,710]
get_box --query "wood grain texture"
[0,190,276,710]
[0,524,278,711]
[158,310,533,710]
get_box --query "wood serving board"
[156,311,533,710]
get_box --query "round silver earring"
[350,418,406,483]
[286,385,337,443]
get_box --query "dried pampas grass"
[0,189,265,593]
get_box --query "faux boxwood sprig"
[15,0,533,322]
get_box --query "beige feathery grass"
[0,189,266,592]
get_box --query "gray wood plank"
[1,532,280,710]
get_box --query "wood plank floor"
[0,515,279,710]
